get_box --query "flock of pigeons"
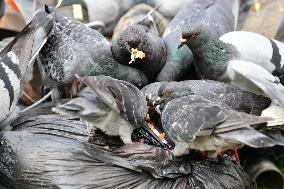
[0,0,284,188]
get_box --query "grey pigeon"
[142,80,284,156]
[156,0,239,81]
[112,7,167,82]
[146,0,193,19]
[0,7,54,129]
[179,24,284,106]
[38,8,148,102]
[54,75,165,147]
[161,95,280,156]
[111,4,166,82]
[156,80,271,116]
[112,3,168,39]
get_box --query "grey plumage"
[141,81,167,100]
[156,0,239,81]
[157,80,271,115]
[180,23,284,106]
[38,9,149,102]
[112,3,168,39]
[112,4,167,82]
[55,75,165,147]
[141,80,281,156]
[112,23,166,82]
[0,7,54,129]
[161,95,280,156]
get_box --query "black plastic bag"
[0,110,255,189]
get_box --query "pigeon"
[156,0,239,81]
[38,8,148,103]
[161,94,281,156]
[146,0,192,19]
[56,76,282,157]
[141,81,167,101]
[156,80,271,116]
[0,7,54,129]
[83,0,144,36]
[112,3,168,39]
[111,5,167,82]
[54,75,166,147]
[179,24,284,106]
[142,80,284,156]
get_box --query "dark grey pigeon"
[112,4,167,82]
[38,8,148,102]
[0,7,54,129]
[157,80,271,116]
[156,0,239,81]
[141,81,167,101]
[112,24,166,82]
[54,75,166,148]
[161,95,281,156]
[179,23,284,107]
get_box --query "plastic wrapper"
[0,107,255,188]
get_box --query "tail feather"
[261,103,284,126]
[218,127,284,148]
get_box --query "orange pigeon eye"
[162,90,169,97]
[191,33,197,38]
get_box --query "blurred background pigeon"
[112,3,168,39]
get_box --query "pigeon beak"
[177,37,187,49]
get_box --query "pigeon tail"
[261,103,284,126]
[218,126,284,148]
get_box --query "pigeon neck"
[191,36,232,80]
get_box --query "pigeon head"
[112,24,149,64]
[158,82,195,100]
[156,82,195,111]
[178,24,212,49]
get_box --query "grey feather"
[82,76,147,126]
[227,60,284,106]
[158,80,271,115]
[218,127,284,148]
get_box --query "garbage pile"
[0,0,284,188]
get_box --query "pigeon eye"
[162,90,169,97]
[191,33,197,38]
